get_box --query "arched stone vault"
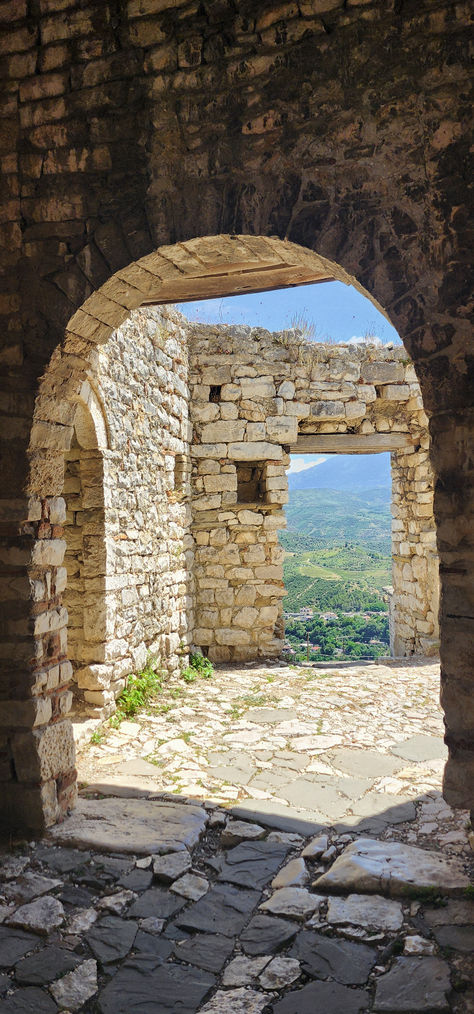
[0,0,472,828]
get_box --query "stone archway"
[0,234,471,831]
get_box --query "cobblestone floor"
[0,659,473,1012]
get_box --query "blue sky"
[179,280,397,477]
[178,279,401,344]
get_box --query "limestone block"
[215,628,251,645]
[357,384,377,402]
[193,403,219,423]
[266,490,288,505]
[221,403,239,420]
[382,384,411,400]
[192,443,227,458]
[346,400,366,419]
[235,586,257,606]
[266,476,287,490]
[229,442,282,461]
[233,606,258,628]
[193,627,213,643]
[193,495,222,511]
[198,459,220,474]
[255,565,282,580]
[201,366,231,385]
[310,400,345,419]
[243,545,266,564]
[208,645,231,662]
[237,510,263,525]
[31,539,66,567]
[221,384,241,401]
[285,402,310,417]
[55,566,67,593]
[363,362,404,383]
[240,377,276,399]
[12,720,75,782]
[240,399,266,421]
[266,416,298,442]
[278,380,295,399]
[199,609,219,627]
[0,696,52,729]
[204,474,237,493]
[209,528,228,546]
[247,422,266,441]
[200,420,245,443]
[259,605,279,624]
[48,497,67,524]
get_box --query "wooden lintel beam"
[141,267,335,305]
[291,433,416,454]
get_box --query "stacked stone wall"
[189,325,439,662]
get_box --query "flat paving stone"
[170,873,208,901]
[176,883,261,937]
[241,914,299,956]
[0,974,11,995]
[373,956,451,1011]
[432,925,474,952]
[259,955,301,989]
[290,928,376,984]
[231,800,327,837]
[326,894,404,931]
[259,888,322,921]
[97,953,215,1014]
[132,931,173,957]
[272,858,308,888]
[127,886,186,920]
[152,851,191,883]
[330,748,404,779]
[315,837,471,897]
[390,735,447,763]
[173,932,235,972]
[14,943,81,985]
[0,986,58,1013]
[8,897,64,936]
[4,873,62,904]
[221,820,266,848]
[86,915,138,964]
[272,979,369,1013]
[246,707,297,724]
[348,793,416,824]
[34,846,91,874]
[217,839,290,890]
[423,899,474,926]
[49,797,207,855]
[118,868,153,892]
[222,954,270,986]
[49,958,98,1011]
[0,928,39,968]
[199,988,271,1014]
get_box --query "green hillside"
[282,488,392,554]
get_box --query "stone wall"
[189,325,439,662]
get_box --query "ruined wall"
[69,307,193,716]
[189,325,439,662]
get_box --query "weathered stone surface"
[423,899,474,926]
[271,858,308,888]
[173,932,235,972]
[200,988,271,1014]
[8,897,65,936]
[127,887,186,920]
[170,873,208,901]
[272,980,369,1013]
[241,914,299,956]
[259,888,322,921]
[221,821,266,847]
[315,838,470,896]
[49,958,98,1011]
[290,929,376,984]
[0,928,39,967]
[4,873,62,904]
[15,944,81,985]
[259,956,301,989]
[330,748,403,779]
[326,894,404,931]
[176,883,261,937]
[152,851,192,883]
[97,954,215,1014]
[0,987,58,1013]
[222,954,270,986]
[218,839,289,890]
[432,925,474,952]
[96,889,136,914]
[390,735,447,763]
[49,798,207,855]
[86,915,137,964]
[373,957,451,1011]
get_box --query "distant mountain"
[288,453,391,492]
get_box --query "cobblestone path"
[0,659,472,1012]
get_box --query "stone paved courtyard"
[1,659,473,1012]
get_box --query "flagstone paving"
[0,658,472,1011]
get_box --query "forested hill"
[288,452,391,492]
[282,488,392,556]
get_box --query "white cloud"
[347,334,383,346]
[288,456,326,474]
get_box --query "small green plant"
[181,652,214,683]
[90,730,104,745]
[114,657,163,723]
